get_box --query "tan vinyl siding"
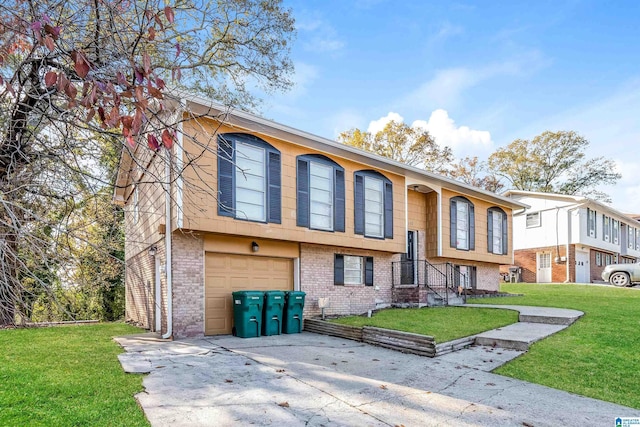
[440,189,513,264]
[179,118,405,253]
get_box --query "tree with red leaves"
[0,0,295,325]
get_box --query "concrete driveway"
[117,332,640,426]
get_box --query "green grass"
[331,306,519,342]
[472,283,640,409]
[0,323,149,426]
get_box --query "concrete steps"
[464,304,584,351]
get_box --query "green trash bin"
[283,291,306,334]
[232,291,264,338]
[262,290,286,336]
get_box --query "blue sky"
[262,0,640,214]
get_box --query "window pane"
[492,211,503,254]
[235,200,265,221]
[309,162,333,230]
[343,256,363,284]
[456,201,469,249]
[526,212,540,228]
[235,142,265,221]
[364,176,383,237]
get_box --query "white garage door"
[204,253,294,335]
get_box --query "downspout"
[162,145,173,339]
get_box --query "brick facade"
[171,232,205,338]
[514,245,573,283]
[300,243,395,318]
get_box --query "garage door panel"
[205,253,293,335]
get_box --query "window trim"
[354,170,393,239]
[450,196,475,251]
[334,254,374,286]
[487,207,508,255]
[297,154,345,232]
[217,133,281,224]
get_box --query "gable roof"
[503,190,637,224]
[114,90,528,210]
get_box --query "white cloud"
[367,112,404,134]
[402,51,549,111]
[430,22,464,44]
[296,11,345,53]
[363,110,493,157]
[413,109,493,155]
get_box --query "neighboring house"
[504,190,640,284]
[114,93,526,338]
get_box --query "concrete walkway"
[117,302,639,427]
[463,304,584,351]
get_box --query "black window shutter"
[365,257,374,286]
[297,158,309,227]
[217,136,234,217]
[384,182,393,239]
[334,254,344,285]
[267,150,281,224]
[334,168,345,232]
[450,199,457,247]
[502,212,508,255]
[487,210,493,253]
[469,204,475,250]
[354,173,364,235]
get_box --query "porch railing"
[391,260,468,305]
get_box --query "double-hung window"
[235,142,266,221]
[334,254,373,286]
[603,215,610,242]
[354,170,393,239]
[309,162,334,230]
[613,220,619,244]
[628,226,635,250]
[587,208,597,238]
[636,229,640,251]
[526,212,541,228]
[217,133,281,223]
[450,196,475,251]
[297,154,345,232]
[487,207,508,255]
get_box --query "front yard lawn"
[331,306,519,342]
[0,323,148,426]
[473,283,640,409]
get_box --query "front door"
[575,250,590,283]
[400,231,415,284]
[537,252,552,283]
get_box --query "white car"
[601,262,640,287]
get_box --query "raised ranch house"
[504,190,640,284]
[114,94,526,338]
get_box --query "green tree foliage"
[449,156,504,193]
[488,131,621,201]
[339,121,454,175]
[0,0,295,324]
